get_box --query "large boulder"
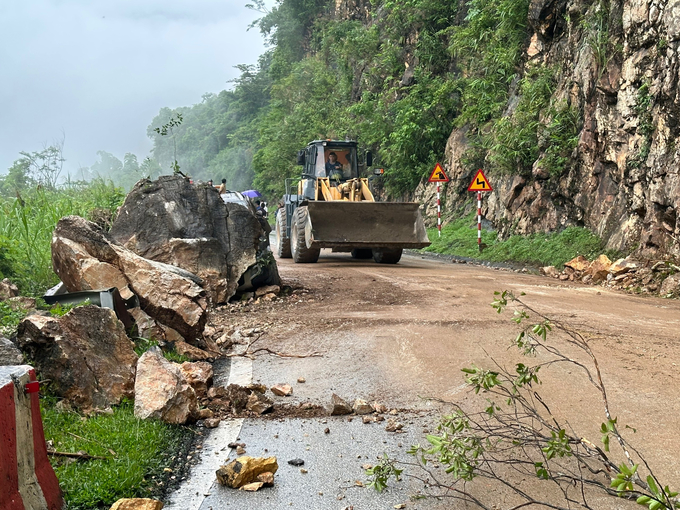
[51,215,208,341]
[134,347,198,424]
[16,306,137,411]
[109,175,279,303]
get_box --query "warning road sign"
[467,169,492,191]
[428,163,449,183]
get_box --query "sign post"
[467,169,492,252]
[428,163,450,238]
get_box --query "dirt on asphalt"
[206,250,680,505]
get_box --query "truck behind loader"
[275,140,430,264]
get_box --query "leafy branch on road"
[368,290,679,510]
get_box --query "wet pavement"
[198,415,446,510]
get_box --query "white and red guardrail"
[0,365,62,510]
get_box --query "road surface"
[174,250,680,509]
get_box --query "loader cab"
[299,141,359,181]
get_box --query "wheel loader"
[275,140,431,264]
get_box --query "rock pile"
[109,175,279,303]
[541,256,680,297]
[52,215,208,342]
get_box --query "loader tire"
[291,206,320,263]
[372,248,403,264]
[351,249,373,259]
[275,209,292,258]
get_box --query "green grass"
[42,399,192,510]
[132,337,189,363]
[424,213,621,268]
[0,179,125,296]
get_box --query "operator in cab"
[325,152,344,181]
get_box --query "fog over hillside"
[0,0,268,176]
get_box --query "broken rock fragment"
[180,361,214,396]
[173,340,214,361]
[246,392,273,415]
[587,254,612,282]
[204,417,221,429]
[257,471,275,486]
[372,402,387,414]
[109,175,280,303]
[385,419,404,432]
[271,383,293,396]
[564,255,589,272]
[134,347,198,424]
[255,285,280,297]
[0,278,19,300]
[109,499,164,510]
[353,399,373,415]
[239,482,264,492]
[216,456,279,488]
[327,394,352,415]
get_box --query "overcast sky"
[0,0,270,175]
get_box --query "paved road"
[170,250,680,509]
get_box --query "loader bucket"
[305,201,431,249]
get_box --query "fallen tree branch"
[66,431,117,456]
[47,450,107,461]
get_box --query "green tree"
[91,151,123,180]
[0,159,34,197]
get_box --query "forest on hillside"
[148,0,540,199]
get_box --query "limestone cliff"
[413,0,680,259]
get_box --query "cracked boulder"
[16,306,137,411]
[109,175,279,303]
[51,215,208,342]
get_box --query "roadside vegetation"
[424,212,621,268]
[42,399,192,510]
[0,170,125,295]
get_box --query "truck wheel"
[372,248,403,264]
[291,206,320,263]
[350,249,372,259]
[275,209,292,258]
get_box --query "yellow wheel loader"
[275,140,430,264]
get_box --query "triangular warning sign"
[428,163,449,183]
[468,169,493,191]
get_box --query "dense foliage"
[146,0,584,201]
[0,164,125,295]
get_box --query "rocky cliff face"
[413,0,680,259]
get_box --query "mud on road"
[207,250,680,507]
